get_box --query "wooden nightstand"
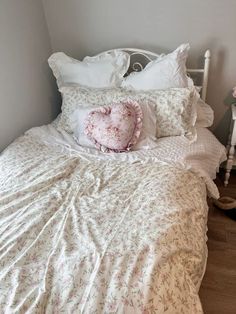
[224,105,236,186]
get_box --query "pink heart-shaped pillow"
[84,101,143,152]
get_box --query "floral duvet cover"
[0,127,210,313]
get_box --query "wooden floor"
[199,170,236,314]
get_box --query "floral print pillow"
[84,101,143,152]
[59,85,199,142]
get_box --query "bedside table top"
[232,104,236,120]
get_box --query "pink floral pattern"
[84,101,143,152]
[0,129,208,313]
[58,85,198,142]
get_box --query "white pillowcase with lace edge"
[48,50,130,89]
[121,43,190,90]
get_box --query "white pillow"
[132,102,157,150]
[70,105,97,148]
[196,98,214,127]
[121,43,191,90]
[69,102,158,151]
[48,50,130,89]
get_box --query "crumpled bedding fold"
[0,125,219,313]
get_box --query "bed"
[0,46,226,313]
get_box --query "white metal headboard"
[96,48,211,101]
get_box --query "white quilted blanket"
[0,126,218,313]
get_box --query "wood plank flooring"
[199,170,236,314]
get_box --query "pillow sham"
[48,50,130,89]
[121,43,191,90]
[84,101,143,152]
[59,85,199,142]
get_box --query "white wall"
[0,0,59,151]
[42,0,236,144]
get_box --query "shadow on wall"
[41,57,61,118]
[203,41,234,145]
[214,109,231,145]
[215,89,236,144]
